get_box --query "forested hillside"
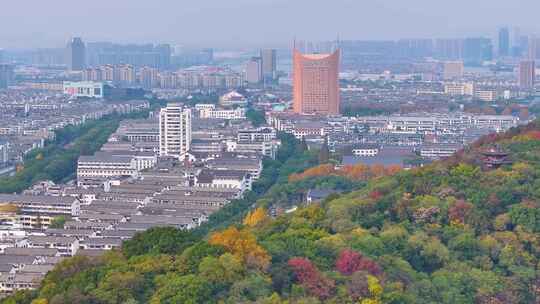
[5,121,540,304]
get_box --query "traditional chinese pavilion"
[481,146,512,169]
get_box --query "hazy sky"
[1,0,539,49]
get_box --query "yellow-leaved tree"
[360,275,383,304]
[243,207,267,227]
[209,226,270,271]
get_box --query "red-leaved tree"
[336,249,362,275]
[335,249,382,277]
[288,257,335,300]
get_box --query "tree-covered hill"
[5,121,540,304]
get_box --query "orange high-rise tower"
[293,49,340,115]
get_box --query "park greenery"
[4,121,540,303]
[246,107,267,127]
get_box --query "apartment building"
[26,236,79,257]
[159,104,192,160]
[77,154,137,182]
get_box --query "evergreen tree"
[318,137,330,164]
[296,137,308,153]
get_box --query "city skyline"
[1,0,540,49]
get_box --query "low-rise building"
[444,82,474,96]
[225,140,279,159]
[26,236,79,257]
[219,91,248,107]
[0,273,43,293]
[199,107,246,120]
[350,144,380,156]
[206,157,263,180]
[196,169,252,195]
[79,237,122,250]
[0,195,80,229]
[77,154,138,184]
[63,81,104,99]
[420,144,462,159]
[475,90,498,102]
[237,127,276,142]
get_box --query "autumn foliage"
[515,130,540,141]
[289,163,401,182]
[335,249,382,277]
[243,207,267,227]
[209,227,270,271]
[288,257,335,300]
[448,200,473,225]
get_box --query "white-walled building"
[77,155,137,181]
[444,82,475,96]
[420,144,462,159]
[237,127,276,142]
[63,81,104,98]
[199,107,246,120]
[159,104,192,160]
[26,236,79,257]
[351,144,380,156]
[196,169,252,195]
[0,195,81,230]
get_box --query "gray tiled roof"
[4,247,58,257]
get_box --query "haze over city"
[2,0,540,48]
[1,1,540,302]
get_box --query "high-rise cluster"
[245,49,278,85]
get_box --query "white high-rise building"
[159,104,192,160]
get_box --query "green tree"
[246,107,266,127]
[150,274,213,304]
[228,273,273,302]
[123,227,198,258]
[318,137,330,164]
[48,216,67,229]
[92,271,144,304]
[198,253,244,288]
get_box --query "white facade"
[420,144,462,159]
[133,154,158,171]
[195,104,216,111]
[199,107,246,120]
[159,104,192,160]
[444,82,474,96]
[384,114,518,133]
[237,127,277,142]
[219,91,248,106]
[351,146,379,156]
[475,90,498,102]
[225,140,279,159]
[27,236,79,257]
[63,81,104,98]
[196,171,252,195]
[0,195,80,229]
[77,156,137,180]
